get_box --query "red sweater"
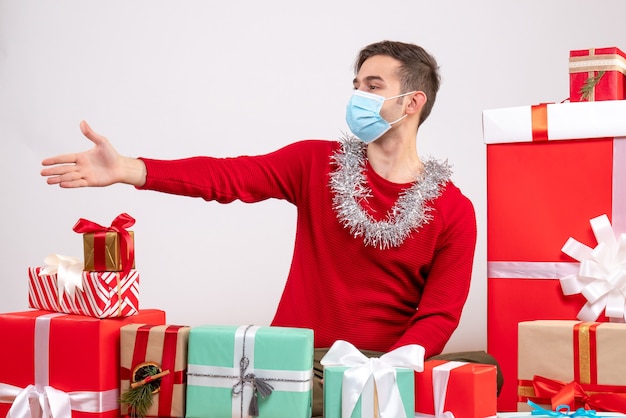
[139,140,476,357]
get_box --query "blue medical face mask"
[346,89,416,143]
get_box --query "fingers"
[43,168,87,188]
[80,120,107,145]
[41,153,77,167]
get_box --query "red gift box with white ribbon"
[0,309,166,418]
[482,100,626,411]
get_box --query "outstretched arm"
[41,120,147,188]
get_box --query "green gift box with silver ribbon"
[186,324,314,418]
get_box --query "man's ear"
[406,91,427,115]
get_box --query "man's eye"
[368,85,378,90]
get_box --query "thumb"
[79,120,107,146]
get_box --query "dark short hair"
[355,40,441,126]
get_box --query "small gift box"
[0,309,166,418]
[73,213,136,273]
[120,324,191,417]
[28,256,140,318]
[414,360,497,418]
[321,340,423,418]
[482,100,626,411]
[569,47,626,102]
[186,324,314,418]
[517,320,626,413]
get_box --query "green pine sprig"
[120,383,155,418]
[579,70,605,101]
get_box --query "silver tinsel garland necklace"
[329,135,451,249]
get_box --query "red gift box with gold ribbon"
[120,324,191,417]
[0,309,166,418]
[482,100,626,411]
[518,320,626,413]
[569,47,626,102]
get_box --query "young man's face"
[352,55,406,123]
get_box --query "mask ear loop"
[388,114,408,125]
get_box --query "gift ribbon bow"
[560,214,626,322]
[38,254,84,300]
[72,213,135,280]
[320,340,425,418]
[528,400,599,417]
[532,375,626,413]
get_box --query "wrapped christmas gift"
[28,254,139,318]
[0,309,166,418]
[414,360,497,418]
[321,340,423,418]
[73,213,136,273]
[120,324,191,417]
[186,324,314,418]
[569,47,626,102]
[518,320,626,413]
[482,100,626,411]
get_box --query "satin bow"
[39,254,84,300]
[532,375,626,413]
[72,213,135,280]
[320,340,425,418]
[560,214,626,322]
[2,383,71,418]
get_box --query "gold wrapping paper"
[83,230,135,271]
[120,324,191,417]
[517,320,626,411]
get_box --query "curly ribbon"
[0,313,119,418]
[38,254,84,301]
[531,375,626,413]
[73,213,135,281]
[320,340,425,418]
[560,214,626,322]
[528,400,598,417]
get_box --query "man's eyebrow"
[353,75,385,86]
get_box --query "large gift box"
[28,264,140,318]
[569,47,626,102]
[120,324,191,417]
[517,320,626,413]
[321,340,423,418]
[483,100,626,411]
[186,324,314,418]
[414,360,497,418]
[73,213,136,272]
[0,309,166,418]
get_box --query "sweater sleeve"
[390,186,477,357]
[136,140,327,205]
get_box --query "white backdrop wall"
[1,0,624,353]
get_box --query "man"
[41,40,500,415]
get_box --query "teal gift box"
[323,366,415,418]
[186,324,314,418]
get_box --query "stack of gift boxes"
[0,211,500,417]
[484,46,626,414]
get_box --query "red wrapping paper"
[486,137,617,411]
[28,266,140,318]
[0,309,166,418]
[120,324,191,417]
[569,47,626,102]
[414,360,497,418]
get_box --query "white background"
[1,0,624,353]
